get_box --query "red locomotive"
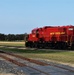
[25,25,74,49]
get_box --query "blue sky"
[0,0,74,34]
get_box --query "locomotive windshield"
[32,28,38,33]
[32,29,39,34]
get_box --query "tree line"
[0,33,28,41]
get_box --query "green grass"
[0,47,74,64]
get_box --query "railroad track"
[0,50,51,75]
[0,50,74,75]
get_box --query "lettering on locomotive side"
[68,28,73,30]
[50,32,65,35]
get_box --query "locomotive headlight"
[32,35,35,37]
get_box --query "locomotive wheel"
[36,42,44,49]
[25,42,29,47]
[30,42,34,48]
[71,42,74,50]
[32,42,37,48]
[61,42,68,50]
[49,42,55,49]
[27,41,33,48]
[55,42,68,50]
[44,42,50,48]
[36,42,40,48]
[37,42,42,48]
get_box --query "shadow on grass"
[0,47,68,54]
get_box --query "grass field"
[0,41,25,47]
[0,41,74,64]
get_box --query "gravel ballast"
[0,56,74,75]
[0,58,27,75]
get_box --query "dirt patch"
[0,73,15,75]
